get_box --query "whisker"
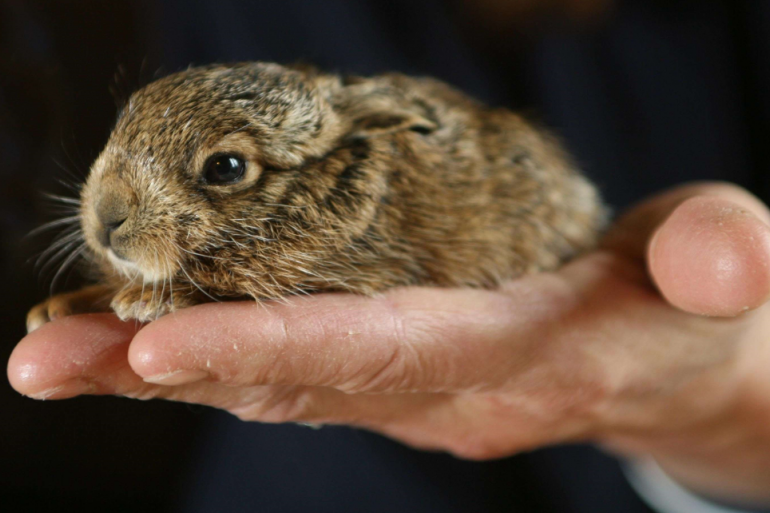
[155,250,164,320]
[54,178,83,195]
[118,268,142,330]
[51,156,86,186]
[261,203,312,210]
[225,122,254,136]
[58,135,90,178]
[179,247,227,261]
[26,216,81,238]
[43,193,81,206]
[34,226,83,257]
[178,261,219,303]
[34,230,84,272]
[41,206,82,218]
[36,242,77,278]
[140,265,148,311]
[166,255,174,312]
[50,243,86,295]
[116,268,141,297]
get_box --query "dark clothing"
[154,0,764,212]
[2,0,768,511]
[182,417,651,513]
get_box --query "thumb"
[606,183,770,317]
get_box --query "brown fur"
[27,62,607,329]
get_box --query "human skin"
[8,182,770,506]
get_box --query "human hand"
[9,182,770,505]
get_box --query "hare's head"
[79,62,437,285]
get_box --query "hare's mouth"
[107,249,140,275]
[107,249,168,284]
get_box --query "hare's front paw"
[27,285,115,333]
[110,284,199,322]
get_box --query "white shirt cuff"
[623,458,769,513]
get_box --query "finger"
[602,182,770,316]
[8,314,143,399]
[602,182,770,259]
[7,313,440,423]
[127,279,576,394]
[127,287,610,454]
[9,315,489,451]
[647,190,770,316]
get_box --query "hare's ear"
[349,109,437,139]
[335,82,438,139]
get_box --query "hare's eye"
[203,154,245,184]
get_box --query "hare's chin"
[107,249,166,284]
[107,249,141,277]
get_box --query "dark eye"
[203,154,246,184]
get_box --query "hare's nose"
[96,194,131,248]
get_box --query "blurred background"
[2,1,769,512]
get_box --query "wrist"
[624,457,770,513]
[603,323,770,505]
[648,359,770,506]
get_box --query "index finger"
[128,275,578,394]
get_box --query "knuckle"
[345,343,418,393]
[339,299,432,393]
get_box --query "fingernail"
[27,379,95,400]
[28,385,65,400]
[143,369,209,386]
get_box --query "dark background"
[1,1,768,512]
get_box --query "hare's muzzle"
[93,175,137,256]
